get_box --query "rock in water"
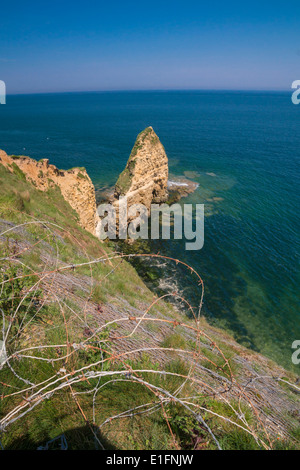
[114,126,168,211]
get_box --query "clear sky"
[1,0,299,94]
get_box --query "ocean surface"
[0,91,299,370]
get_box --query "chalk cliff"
[0,150,100,236]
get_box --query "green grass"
[0,161,299,451]
[161,332,187,350]
[77,172,88,180]
[67,166,87,172]
[10,162,26,181]
[115,167,132,195]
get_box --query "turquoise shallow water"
[0,91,299,370]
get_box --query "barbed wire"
[0,218,298,450]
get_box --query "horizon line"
[6,88,291,97]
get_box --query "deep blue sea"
[0,91,299,370]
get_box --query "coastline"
[0,153,299,450]
[1,147,297,372]
[96,176,199,205]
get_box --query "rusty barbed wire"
[0,218,298,450]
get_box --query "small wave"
[168,181,189,187]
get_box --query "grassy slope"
[0,162,299,450]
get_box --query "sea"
[0,90,299,371]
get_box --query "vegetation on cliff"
[0,159,299,450]
[0,150,100,236]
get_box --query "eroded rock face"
[114,127,168,217]
[0,150,100,236]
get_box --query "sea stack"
[114,126,168,215]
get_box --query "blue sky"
[0,0,299,93]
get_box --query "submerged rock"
[167,178,199,203]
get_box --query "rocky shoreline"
[96,127,199,211]
[167,177,199,203]
[96,176,199,206]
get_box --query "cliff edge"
[0,150,299,450]
[0,150,100,236]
